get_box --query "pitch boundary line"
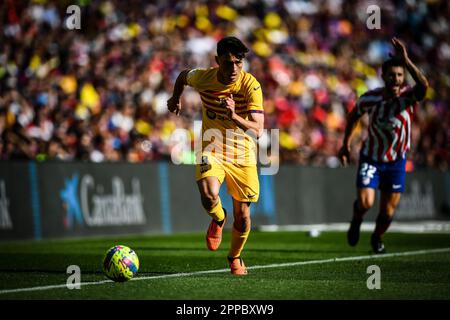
[1,247,450,295]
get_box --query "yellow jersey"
[187,67,263,165]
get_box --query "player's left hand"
[223,94,236,120]
[390,37,409,61]
[167,96,181,116]
[337,145,351,167]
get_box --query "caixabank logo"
[60,174,146,229]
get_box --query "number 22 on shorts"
[359,163,376,186]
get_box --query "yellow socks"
[228,225,250,258]
[207,199,250,258]
[207,197,225,222]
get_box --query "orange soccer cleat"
[205,209,227,251]
[227,256,248,276]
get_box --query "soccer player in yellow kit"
[167,37,264,275]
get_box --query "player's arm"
[338,107,363,166]
[391,37,429,101]
[223,94,264,138]
[233,111,264,138]
[167,69,190,116]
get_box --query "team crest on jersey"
[206,110,216,120]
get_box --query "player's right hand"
[390,37,408,62]
[167,96,181,116]
[337,145,350,167]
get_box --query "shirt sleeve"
[246,78,264,114]
[400,86,419,104]
[354,91,379,117]
[186,69,205,90]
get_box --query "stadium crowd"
[0,0,448,170]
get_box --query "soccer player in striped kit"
[338,38,429,253]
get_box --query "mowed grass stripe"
[1,247,449,295]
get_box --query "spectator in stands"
[0,0,448,170]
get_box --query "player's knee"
[385,202,399,216]
[380,194,401,216]
[201,192,219,210]
[358,198,374,211]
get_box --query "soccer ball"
[103,245,139,282]
[309,229,321,238]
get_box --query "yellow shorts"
[195,155,259,203]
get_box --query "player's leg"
[224,164,259,275]
[348,187,376,246]
[371,157,406,253]
[197,177,227,251]
[356,187,376,218]
[196,158,227,251]
[371,191,401,253]
[348,157,379,246]
[197,176,225,221]
[227,199,251,275]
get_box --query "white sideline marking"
[1,247,450,295]
[259,221,450,233]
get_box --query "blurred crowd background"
[0,0,448,170]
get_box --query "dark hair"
[217,36,249,59]
[381,57,405,75]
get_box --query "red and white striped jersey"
[355,86,419,162]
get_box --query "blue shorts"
[356,154,406,193]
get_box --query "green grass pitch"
[1,231,450,300]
